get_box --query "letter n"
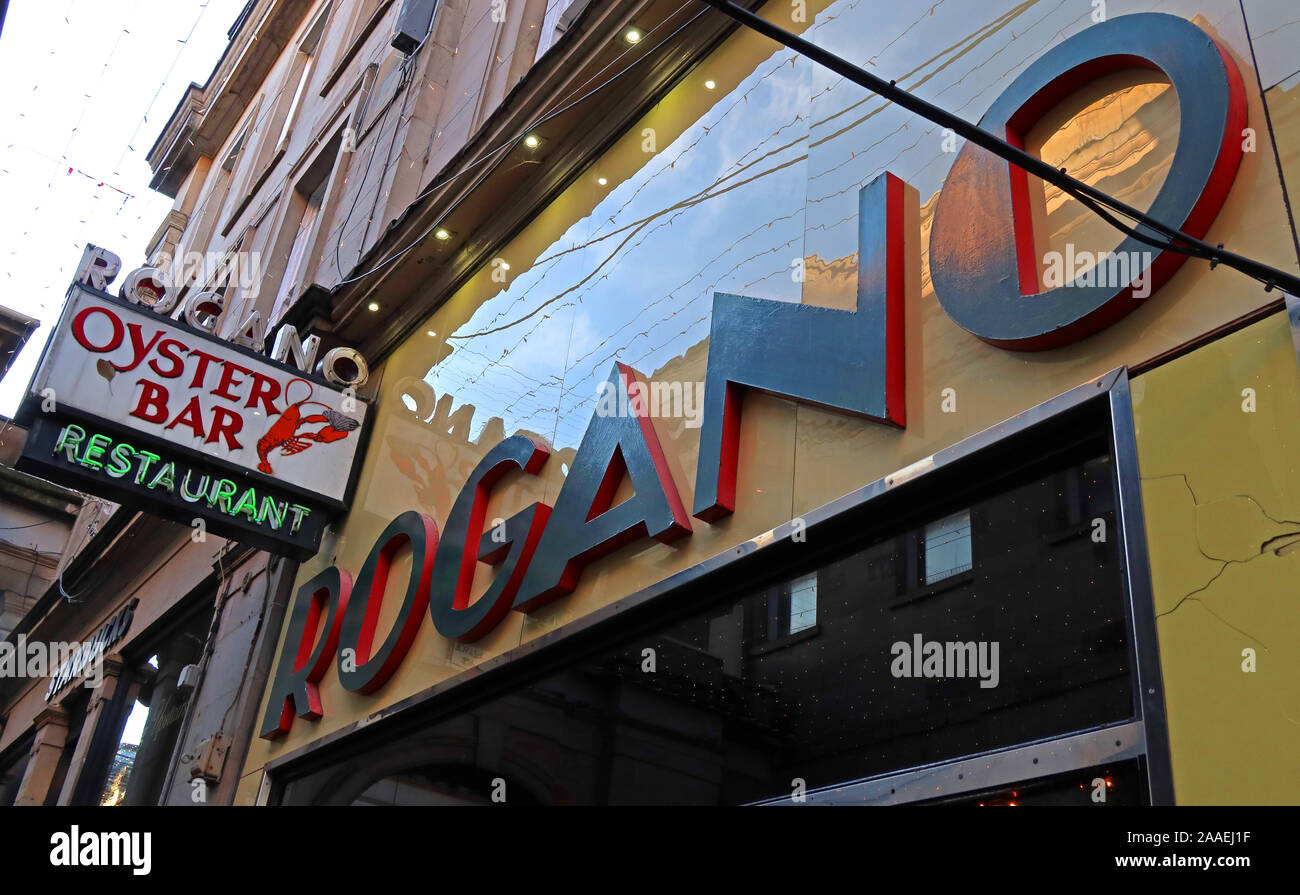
[694,171,912,520]
[259,567,351,739]
[514,363,690,609]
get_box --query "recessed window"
[276,3,334,153]
[270,175,329,324]
[923,510,972,585]
[220,122,252,174]
[787,572,817,634]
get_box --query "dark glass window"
[282,450,1132,806]
[0,738,32,806]
[923,509,972,584]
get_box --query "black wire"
[0,519,60,531]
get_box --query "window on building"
[179,110,259,266]
[351,0,390,41]
[923,510,972,585]
[221,122,252,175]
[270,177,328,324]
[263,125,344,323]
[275,3,334,154]
[98,607,207,806]
[786,572,817,634]
[0,737,32,807]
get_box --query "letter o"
[320,346,370,388]
[393,376,436,419]
[930,13,1247,349]
[71,305,125,353]
[119,267,178,314]
[336,511,437,693]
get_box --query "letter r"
[259,568,351,738]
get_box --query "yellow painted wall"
[1132,311,1300,804]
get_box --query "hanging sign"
[16,276,371,559]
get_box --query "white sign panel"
[30,287,367,504]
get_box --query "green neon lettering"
[79,433,112,470]
[208,478,238,513]
[53,425,86,463]
[106,442,135,478]
[148,461,176,493]
[133,450,160,485]
[259,496,287,529]
[180,470,209,502]
[288,504,311,535]
[230,487,258,521]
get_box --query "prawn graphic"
[256,378,360,475]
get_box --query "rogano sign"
[16,246,374,559]
[259,13,1247,738]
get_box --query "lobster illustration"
[256,378,360,475]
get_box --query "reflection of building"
[277,445,1140,805]
[98,743,137,807]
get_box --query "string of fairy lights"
[0,0,233,322]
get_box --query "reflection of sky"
[410,0,1191,451]
[426,40,813,450]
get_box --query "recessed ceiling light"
[523,134,540,149]
[704,79,716,89]
[426,330,437,337]
[597,176,607,185]
[434,227,452,240]
[368,302,380,312]
[500,261,511,271]
[623,27,642,45]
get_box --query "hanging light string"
[111,0,223,176]
[694,0,1300,297]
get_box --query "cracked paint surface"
[1133,311,1300,804]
